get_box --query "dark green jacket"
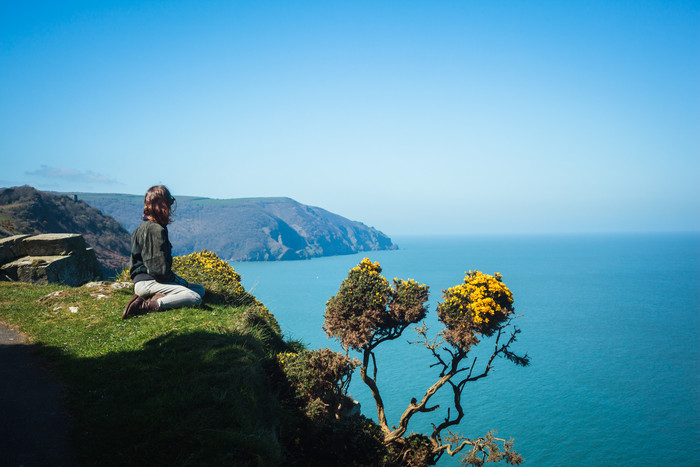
[129,220,176,283]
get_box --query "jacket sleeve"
[142,224,175,282]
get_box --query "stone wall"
[0,234,103,286]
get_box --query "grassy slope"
[0,282,290,466]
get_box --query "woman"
[122,185,205,319]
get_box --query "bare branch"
[371,351,378,381]
[385,370,454,443]
[385,346,467,444]
[467,356,478,379]
[431,375,465,440]
[359,347,389,433]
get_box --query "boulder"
[0,235,31,263]
[0,234,102,286]
[20,233,88,257]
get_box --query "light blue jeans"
[134,275,205,310]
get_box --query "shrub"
[273,347,386,465]
[324,258,429,351]
[276,348,359,422]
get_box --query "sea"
[230,233,700,466]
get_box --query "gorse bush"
[437,270,515,349]
[173,250,280,333]
[173,250,246,304]
[277,348,359,422]
[267,346,387,465]
[324,258,430,351]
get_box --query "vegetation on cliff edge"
[0,251,529,466]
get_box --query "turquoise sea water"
[231,233,700,466]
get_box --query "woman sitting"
[123,185,205,318]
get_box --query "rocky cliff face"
[77,194,398,262]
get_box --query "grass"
[0,281,292,466]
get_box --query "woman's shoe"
[122,293,167,319]
[122,294,145,319]
[147,293,166,311]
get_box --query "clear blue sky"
[1,1,698,235]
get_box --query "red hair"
[143,185,175,225]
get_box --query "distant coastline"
[73,192,398,262]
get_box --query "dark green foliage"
[264,347,388,465]
[276,348,359,422]
[386,434,435,467]
[287,414,387,466]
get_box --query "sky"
[1,0,698,235]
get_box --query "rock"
[0,234,102,286]
[0,235,31,263]
[20,233,87,257]
[41,290,67,301]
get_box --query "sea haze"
[231,233,700,466]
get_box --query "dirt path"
[0,325,77,466]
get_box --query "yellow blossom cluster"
[347,258,390,306]
[172,249,242,289]
[351,257,383,275]
[172,249,272,314]
[276,351,298,367]
[439,270,514,329]
[393,277,427,289]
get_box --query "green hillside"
[75,192,397,262]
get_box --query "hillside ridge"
[71,191,398,262]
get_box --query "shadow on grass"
[28,330,286,466]
[0,341,76,466]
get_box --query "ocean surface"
[231,233,700,466]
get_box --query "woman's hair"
[143,185,176,225]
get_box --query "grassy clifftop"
[0,280,290,465]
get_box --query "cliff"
[76,193,397,261]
